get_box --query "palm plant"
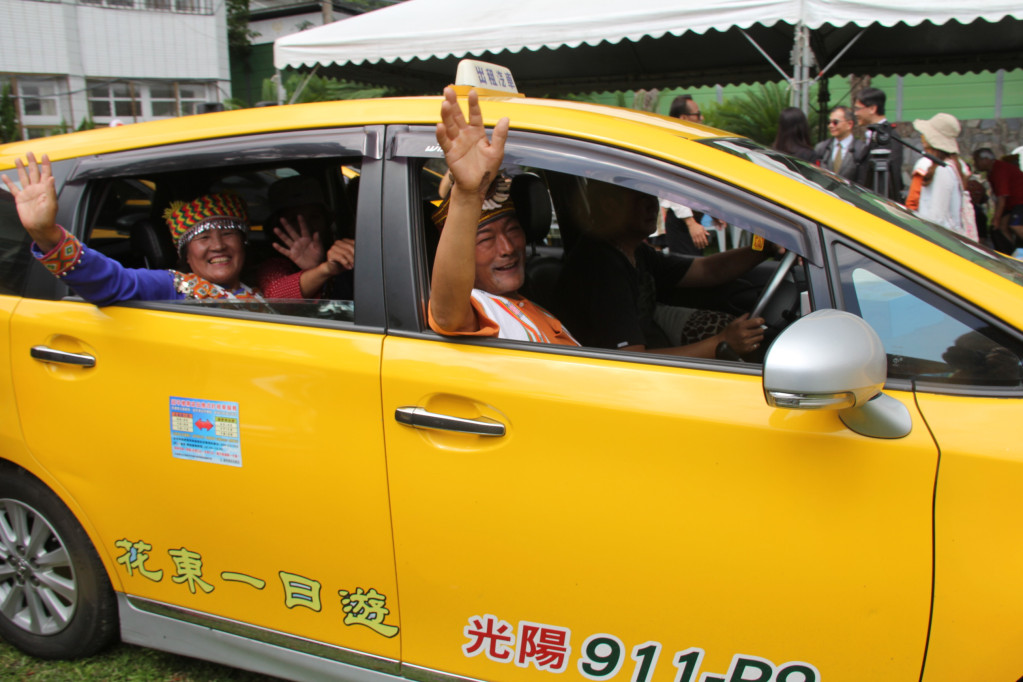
[704,82,821,146]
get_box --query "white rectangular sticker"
[169,396,242,467]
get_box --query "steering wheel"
[750,250,799,320]
[715,250,799,363]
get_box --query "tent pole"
[740,30,795,88]
[274,70,285,105]
[289,64,321,105]
[812,28,867,84]
[793,22,811,113]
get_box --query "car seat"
[512,173,560,311]
[130,217,178,270]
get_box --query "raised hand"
[325,238,355,271]
[435,87,509,198]
[272,214,324,270]
[1,152,62,250]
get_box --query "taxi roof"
[0,95,719,168]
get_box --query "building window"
[18,79,59,117]
[178,84,208,115]
[88,80,217,122]
[150,83,178,117]
[88,81,140,120]
[76,0,212,14]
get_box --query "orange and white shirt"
[429,289,579,346]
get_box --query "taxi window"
[0,186,33,296]
[79,157,362,322]
[836,244,1023,388]
[406,132,812,365]
[87,178,156,269]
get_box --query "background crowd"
[657,87,1023,256]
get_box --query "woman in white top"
[907,113,976,240]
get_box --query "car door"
[7,129,403,667]
[0,188,35,460]
[378,129,940,682]
[829,239,1023,681]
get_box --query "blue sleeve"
[33,241,182,305]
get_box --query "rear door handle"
[31,346,97,368]
[394,406,505,437]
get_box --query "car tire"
[0,465,119,659]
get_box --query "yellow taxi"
[1,62,1022,682]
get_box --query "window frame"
[39,126,386,331]
[824,230,1023,397]
[383,125,823,373]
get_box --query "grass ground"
[0,638,284,681]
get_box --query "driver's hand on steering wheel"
[720,313,766,355]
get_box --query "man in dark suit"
[814,106,866,182]
[853,87,904,201]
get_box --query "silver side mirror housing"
[763,309,912,439]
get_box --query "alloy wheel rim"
[0,499,78,635]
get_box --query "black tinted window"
[0,189,33,296]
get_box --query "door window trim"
[383,126,819,375]
[43,127,386,330]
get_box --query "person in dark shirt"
[555,180,770,359]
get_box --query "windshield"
[704,138,1023,287]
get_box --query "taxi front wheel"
[0,465,119,659]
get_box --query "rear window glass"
[0,186,33,296]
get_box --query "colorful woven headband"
[163,193,249,254]
[432,174,515,232]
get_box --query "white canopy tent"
[274,0,1022,105]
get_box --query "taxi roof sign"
[452,60,524,97]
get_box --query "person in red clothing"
[256,175,355,299]
[973,147,1023,253]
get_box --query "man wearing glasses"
[814,105,865,182]
[669,94,704,122]
[853,87,905,201]
[662,95,714,254]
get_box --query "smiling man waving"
[428,87,578,346]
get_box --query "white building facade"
[1,0,231,139]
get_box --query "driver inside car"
[554,180,773,359]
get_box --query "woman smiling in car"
[3,151,260,305]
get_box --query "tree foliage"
[703,82,821,146]
[0,83,18,144]
[344,0,404,8]
[262,72,393,105]
[227,0,259,56]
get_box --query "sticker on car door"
[169,396,242,467]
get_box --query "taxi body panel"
[1,88,1022,682]
[381,336,937,680]
[8,298,400,658]
[915,392,1023,681]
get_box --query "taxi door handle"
[394,406,505,437]
[30,346,97,368]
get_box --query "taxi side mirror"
[763,309,912,439]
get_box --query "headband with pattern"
[163,193,249,254]
[431,174,515,231]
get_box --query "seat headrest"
[130,218,178,270]
[511,173,552,245]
